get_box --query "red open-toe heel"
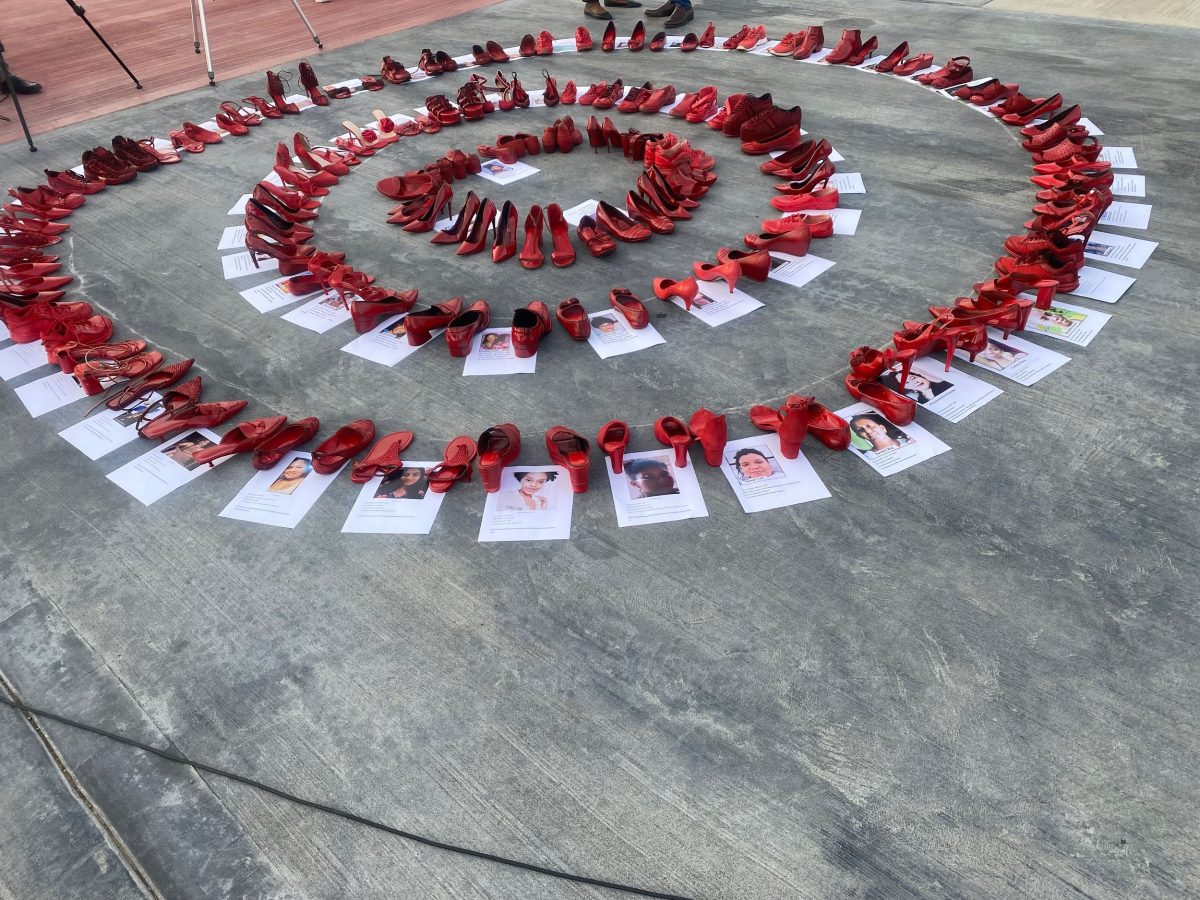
[545,426,591,492]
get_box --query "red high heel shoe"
[294,133,351,176]
[1000,93,1062,126]
[601,21,617,52]
[311,419,375,474]
[100,357,192,408]
[255,181,320,218]
[577,215,616,257]
[431,192,482,246]
[511,301,552,357]
[445,300,490,356]
[654,416,694,467]
[192,416,288,466]
[716,248,770,282]
[597,420,630,474]
[428,436,478,493]
[242,95,284,119]
[492,201,519,264]
[245,233,339,276]
[916,56,973,88]
[477,424,520,491]
[688,408,726,466]
[893,317,988,371]
[266,71,300,114]
[653,276,699,309]
[298,60,328,106]
[609,288,649,328]
[330,268,419,332]
[405,297,463,346]
[693,258,742,292]
[873,41,909,72]
[751,396,850,452]
[556,298,590,339]
[844,375,916,426]
[625,192,674,234]
[518,205,545,269]
[842,35,878,65]
[457,199,498,256]
[545,427,591,492]
[74,350,165,396]
[253,417,320,469]
[351,430,415,483]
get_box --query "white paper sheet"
[561,199,599,226]
[283,93,315,112]
[827,172,865,194]
[0,342,51,381]
[606,449,709,527]
[280,293,352,333]
[1111,173,1145,197]
[341,313,439,366]
[478,465,573,541]
[1022,299,1111,348]
[829,208,862,235]
[14,370,87,417]
[261,170,285,188]
[0,320,9,342]
[798,47,834,64]
[766,252,835,288]
[672,281,764,326]
[1098,146,1137,169]
[58,394,162,460]
[218,451,340,528]
[1067,266,1136,303]
[238,274,321,313]
[226,194,252,216]
[875,359,1002,423]
[1083,231,1157,269]
[853,54,887,70]
[750,40,783,56]
[222,251,278,280]
[838,402,951,477]
[955,328,1071,384]
[106,428,227,505]
[587,310,666,359]
[341,461,447,534]
[717,435,831,513]
[462,328,537,375]
[1098,201,1151,230]
[475,159,540,185]
[217,225,247,251]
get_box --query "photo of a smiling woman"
[879,368,952,405]
[268,457,311,495]
[374,467,429,500]
[495,470,557,511]
[730,447,781,481]
[849,413,913,458]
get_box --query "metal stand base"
[0,42,36,152]
[189,0,323,85]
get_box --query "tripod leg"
[194,0,216,84]
[68,2,142,88]
[284,0,324,49]
[0,45,36,152]
[190,0,201,53]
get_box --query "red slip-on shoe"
[545,426,591,493]
[511,300,552,357]
[652,275,699,309]
[427,435,478,493]
[405,297,463,346]
[139,399,248,441]
[578,215,617,257]
[716,248,771,281]
[445,299,490,356]
[576,26,594,51]
[191,416,288,466]
[351,430,416,483]
[628,19,647,51]
[252,417,320,469]
[770,187,839,212]
[609,288,649,328]
[743,226,811,256]
[486,41,510,62]
[688,407,726,467]
[519,33,537,57]
[844,375,916,426]
[873,41,908,72]
[597,420,630,474]
[477,423,521,491]
[311,419,376,474]
[556,297,591,339]
[680,31,699,52]
[654,416,694,468]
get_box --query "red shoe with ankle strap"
[545,427,591,492]
[688,408,726,466]
[73,350,164,395]
[139,400,248,441]
[311,419,375,474]
[192,416,288,466]
[445,300,490,356]
[850,346,916,391]
[519,205,545,269]
[556,298,591,339]
[751,396,849,452]
[511,301,551,357]
[654,416,694,467]
[916,56,973,88]
[477,424,520,491]
[893,317,988,371]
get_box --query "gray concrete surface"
[1,0,1198,897]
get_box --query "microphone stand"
[0,41,36,152]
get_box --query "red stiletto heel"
[266,70,300,114]
[298,60,329,106]
[652,276,699,309]
[457,199,498,256]
[431,192,482,245]
[243,96,284,119]
[518,204,545,269]
[546,203,575,267]
[491,201,519,264]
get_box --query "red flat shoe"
[427,435,478,493]
[192,416,287,466]
[512,301,552,357]
[693,258,742,292]
[601,21,617,52]
[844,375,916,426]
[652,275,699,309]
[891,53,934,77]
[139,399,249,441]
[654,416,694,467]
[445,300,490,356]
[405,297,463,346]
[312,419,376,474]
[545,426,591,493]
[351,430,415,483]
[252,416,319,469]
[716,248,770,282]
[519,33,536,57]
[556,298,591,339]
[477,423,521,491]
[578,215,616,257]
[486,40,510,62]
[597,420,630,474]
[687,408,727,467]
[743,226,811,256]
[609,288,649,328]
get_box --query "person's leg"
[0,73,42,95]
[583,0,613,19]
[664,0,694,27]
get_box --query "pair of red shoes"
[599,409,728,471]
[722,24,768,51]
[692,248,771,293]
[428,426,589,494]
[517,204,576,269]
[541,117,584,154]
[769,26,824,59]
[669,86,719,123]
[518,31,555,57]
[417,48,458,76]
[750,396,852,455]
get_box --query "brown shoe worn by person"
[646,0,675,14]
[583,1,613,19]
[664,5,694,27]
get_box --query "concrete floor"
[1,0,1198,898]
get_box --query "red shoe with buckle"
[578,215,616,257]
[511,301,551,356]
[477,424,520,491]
[445,300,490,356]
[545,427,591,492]
[556,297,591,339]
[609,288,649,328]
